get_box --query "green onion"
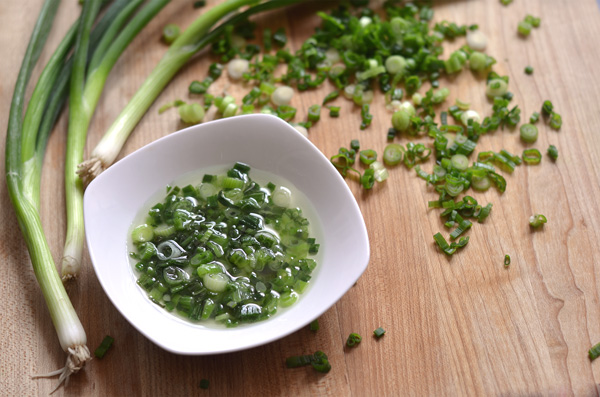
[179,103,205,124]
[346,333,362,347]
[361,169,376,190]
[392,109,410,132]
[273,27,287,47]
[529,214,547,228]
[286,351,331,373]
[94,335,114,359]
[518,21,532,36]
[329,106,341,117]
[360,104,373,129]
[262,28,272,51]
[451,154,469,171]
[162,23,180,44]
[542,100,554,116]
[525,15,541,28]
[6,0,95,388]
[471,176,491,192]
[199,379,210,389]
[385,55,407,76]
[589,342,600,361]
[360,150,377,166]
[530,111,540,124]
[469,51,487,72]
[549,112,562,130]
[522,148,542,165]
[547,145,558,161]
[79,0,299,182]
[63,0,169,280]
[519,123,538,143]
[308,104,321,122]
[322,90,339,105]
[486,78,508,98]
[383,144,405,166]
[311,351,331,373]
[504,254,511,268]
[524,66,534,75]
[310,319,319,332]
[373,327,386,338]
[433,233,469,255]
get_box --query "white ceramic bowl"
[84,114,369,355]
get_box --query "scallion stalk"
[79,0,303,183]
[62,0,170,280]
[5,0,91,390]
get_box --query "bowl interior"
[84,114,369,355]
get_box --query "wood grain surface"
[2,0,600,395]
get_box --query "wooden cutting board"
[2,0,600,395]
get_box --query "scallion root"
[77,157,104,187]
[32,345,91,394]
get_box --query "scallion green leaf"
[373,327,386,338]
[522,148,542,165]
[529,214,547,228]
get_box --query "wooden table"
[2,0,600,395]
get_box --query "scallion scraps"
[286,351,331,373]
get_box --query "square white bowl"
[84,114,369,355]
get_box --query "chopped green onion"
[522,148,542,165]
[322,90,339,105]
[504,254,511,269]
[360,104,373,129]
[199,379,210,389]
[542,100,554,116]
[311,351,331,373]
[433,233,469,255]
[361,169,376,190]
[272,85,294,107]
[519,123,538,143]
[162,24,180,44]
[530,111,540,124]
[273,27,287,47]
[524,66,534,75]
[179,103,205,124]
[466,30,487,51]
[310,319,319,332]
[589,342,600,361]
[373,327,386,338]
[308,104,321,122]
[486,78,508,98]
[392,109,410,131]
[350,140,360,152]
[360,149,377,165]
[471,175,491,192]
[525,15,541,28]
[329,106,340,117]
[227,58,249,80]
[518,21,532,36]
[94,335,114,359]
[469,51,487,72]
[547,145,558,161]
[286,351,331,373]
[529,214,547,228]
[451,154,469,171]
[385,55,407,76]
[549,112,562,130]
[346,333,362,347]
[262,28,272,51]
[383,144,404,166]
